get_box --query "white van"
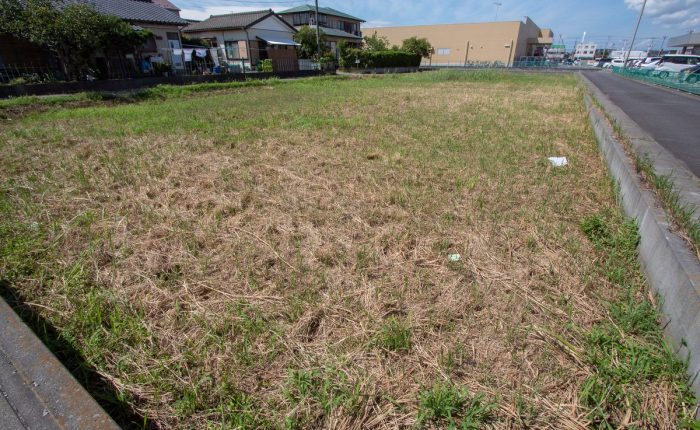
[654,55,700,75]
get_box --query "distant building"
[546,44,566,61]
[668,32,700,55]
[277,5,364,57]
[365,17,553,66]
[574,43,597,60]
[610,50,646,60]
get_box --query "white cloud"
[624,0,700,28]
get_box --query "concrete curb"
[580,72,700,224]
[0,297,119,429]
[580,75,700,402]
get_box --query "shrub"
[257,59,273,73]
[339,49,421,69]
[401,36,433,58]
[152,62,172,77]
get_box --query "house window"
[437,48,450,56]
[294,13,309,25]
[225,41,241,59]
[337,20,343,30]
[318,14,327,24]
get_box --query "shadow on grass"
[0,279,155,430]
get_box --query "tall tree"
[363,31,389,51]
[401,36,433,58]
[293,25,326,59]
[0,0,151,80]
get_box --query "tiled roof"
[183,9,274,32]
[150,0,180,12]
[278,5,364,23]
[76,0,188,25]
[308,25,362,40]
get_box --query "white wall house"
[183,9,300,71]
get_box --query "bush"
[339,49,421,69]
[257,59,273,73]
[152,62,172,77]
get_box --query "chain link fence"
[613,67,700,96]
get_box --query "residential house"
[277,5,364,57]
[365,17,553,66]
[150,0,182,17]
[182,10,300,72]
[0,0,188,81]
[82,0,189,73]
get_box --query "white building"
[610,50,647,60]
[574,42,597,59]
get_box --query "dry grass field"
[0,71,697,429]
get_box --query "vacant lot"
[0,72,696,429]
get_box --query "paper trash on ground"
[548,157,568,167]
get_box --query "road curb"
[580,74,700,403]
[0,297,119,429]
[580,72,700,221]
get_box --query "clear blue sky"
[175,0,699,51]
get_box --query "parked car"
[678,65,700,83]
[654,54,700,76]
[595,58,612,68]
[604,58,626,69]
[638,57,661,68]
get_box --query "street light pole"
[315,0,321,59]
[493,2,502,21]
[624,0,647,69]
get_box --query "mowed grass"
[0,71,697,429]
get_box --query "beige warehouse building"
[365,17,553,66]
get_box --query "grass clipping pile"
[0,72,697,429]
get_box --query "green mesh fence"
[613,67,700,95]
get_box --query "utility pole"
[660,35,667,55]
[624,0,647,69]
[315,0,321,59]
[464,41,470,66]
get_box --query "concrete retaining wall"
[0,297,119,429]
[582,85,700,400]
[0,70,327,99]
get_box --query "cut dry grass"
[0,71,696,429]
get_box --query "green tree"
[401,36,433,58]
[0,0,151,80]
[363,31,389,51]
[293,25,326,59]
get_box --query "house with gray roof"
[277,5,365,56]
[74,0,189,71]
[668,32,700,56]
[1,0,189,80]
[182,10,300,71]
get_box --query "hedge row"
[340,49,421,69]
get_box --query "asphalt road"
[584,71,700,177]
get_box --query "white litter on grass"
[448,254,461,262]
[548,157,568,167]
